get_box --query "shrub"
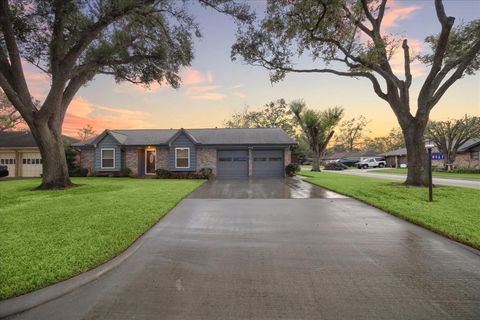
[70,167,89,177]
[155,168,212,179]
[323,162,347,171]
[197,167,213,179]
[285,163,301,177]
[120,167,132,177]
[155,168,172,178]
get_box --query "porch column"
[248,147,253,177]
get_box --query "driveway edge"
[0,230,148,319]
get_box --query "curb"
[0,230,149,319]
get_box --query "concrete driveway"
[8,179,480,320]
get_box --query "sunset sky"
[23,0,480,138]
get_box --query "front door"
[145,150,156,175]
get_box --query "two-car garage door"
[0,152,42,177]
[216,149,284,178]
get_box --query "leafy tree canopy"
[224,98,295,136]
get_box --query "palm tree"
[291,100,343,171]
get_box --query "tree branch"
[258,57,388,100]
[402,39,412,87]
[0,0,33,107]
[418,0,455,107]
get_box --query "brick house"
[73,128,296,178]
[382,138,480,169]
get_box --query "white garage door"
[0,153,16,177]
[22,152,43,177]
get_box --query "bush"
[70,167,88,177]
[197,167,213,179]
[155,168,212,179]
[323,162,347,171]
[155,168,172,178]
[285,163,301,177]
[120,167,132,177]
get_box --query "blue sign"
[431,153,445,160]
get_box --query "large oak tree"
[230,0,480,186]
[0,0,251,189]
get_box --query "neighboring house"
[0,131,78,177]
[73,128,296,178]
[382,138,480,168]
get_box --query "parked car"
[324,162,348,171]
[356,157,386,169]
[338,157,360,167]
[0,165,9,177]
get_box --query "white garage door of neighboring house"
[21,152,43,177]
[0,153,16,177]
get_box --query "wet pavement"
[8,180,480,320]
[188,177,347,199]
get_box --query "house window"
[101,148,115,169]
[175,148,190,168]
[471,151,479,160]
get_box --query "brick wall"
[156,147,169,170]
[431,152,479,169]
[125,148,138,176]
[197,147,217,175]
[79,148,95,176]
[452,152,479,169]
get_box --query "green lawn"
[368,168,480,180]
[0,178,205,300]
[299,171,480,250]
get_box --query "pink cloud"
[63,97,154,137]
[112,67,214,94]
[186,85,225,101]
[181,68,214,85]
[382,1,422,29]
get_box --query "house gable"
[95,133,122,172]
[168,131,197,172]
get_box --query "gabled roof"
[167,128,198,146]
[458,138,480,152]
[73,127,296,147]
[0,131,78,148]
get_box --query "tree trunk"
[445,151,456,171]
[311,150,321,171]
[403,125,429,186]
[31,116,73,190]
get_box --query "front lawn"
[299,171,480,250]
[369,168,480,180]
[0,178,205,300]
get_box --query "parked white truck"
[356,157,387,169]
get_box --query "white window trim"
[145,149,157,175]
[175,147,190,169]
[100,148,115,169]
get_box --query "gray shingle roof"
[381,138,480,156]
[458,138,480,152]
[73,128,296,147]
[0,131,78,148]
